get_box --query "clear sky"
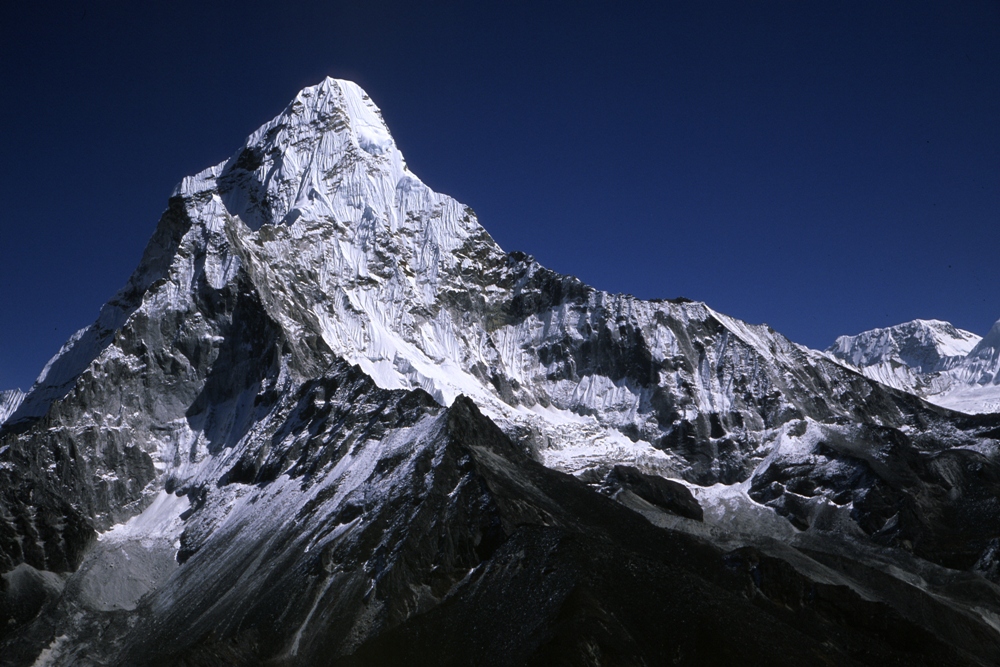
[0,1,997,391]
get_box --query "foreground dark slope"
[6,378,998,665]
[2,78,1000,665]
[139,394,1000,667]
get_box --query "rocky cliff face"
[3,78,1000,665]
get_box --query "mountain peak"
[827,317,1000,413]
[220,77,414,230]
[172,77,417,231]
[280,77,400,160]
[828,318,980,374]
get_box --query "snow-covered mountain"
[3,78,1000,665]
[829,318,1000,414]
[4,77,919,486]
[828,319,981,372]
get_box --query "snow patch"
[99,490,190,547]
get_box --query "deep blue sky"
[1,1,997,391]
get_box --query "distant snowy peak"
[0,389,24,426]
[828,318,1000,414]
[828,319,981,374]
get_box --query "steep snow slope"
[3,78,1000,665]
[0,389,24,425]
[829,319,1000,414]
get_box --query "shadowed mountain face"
[2,78,1000,665]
